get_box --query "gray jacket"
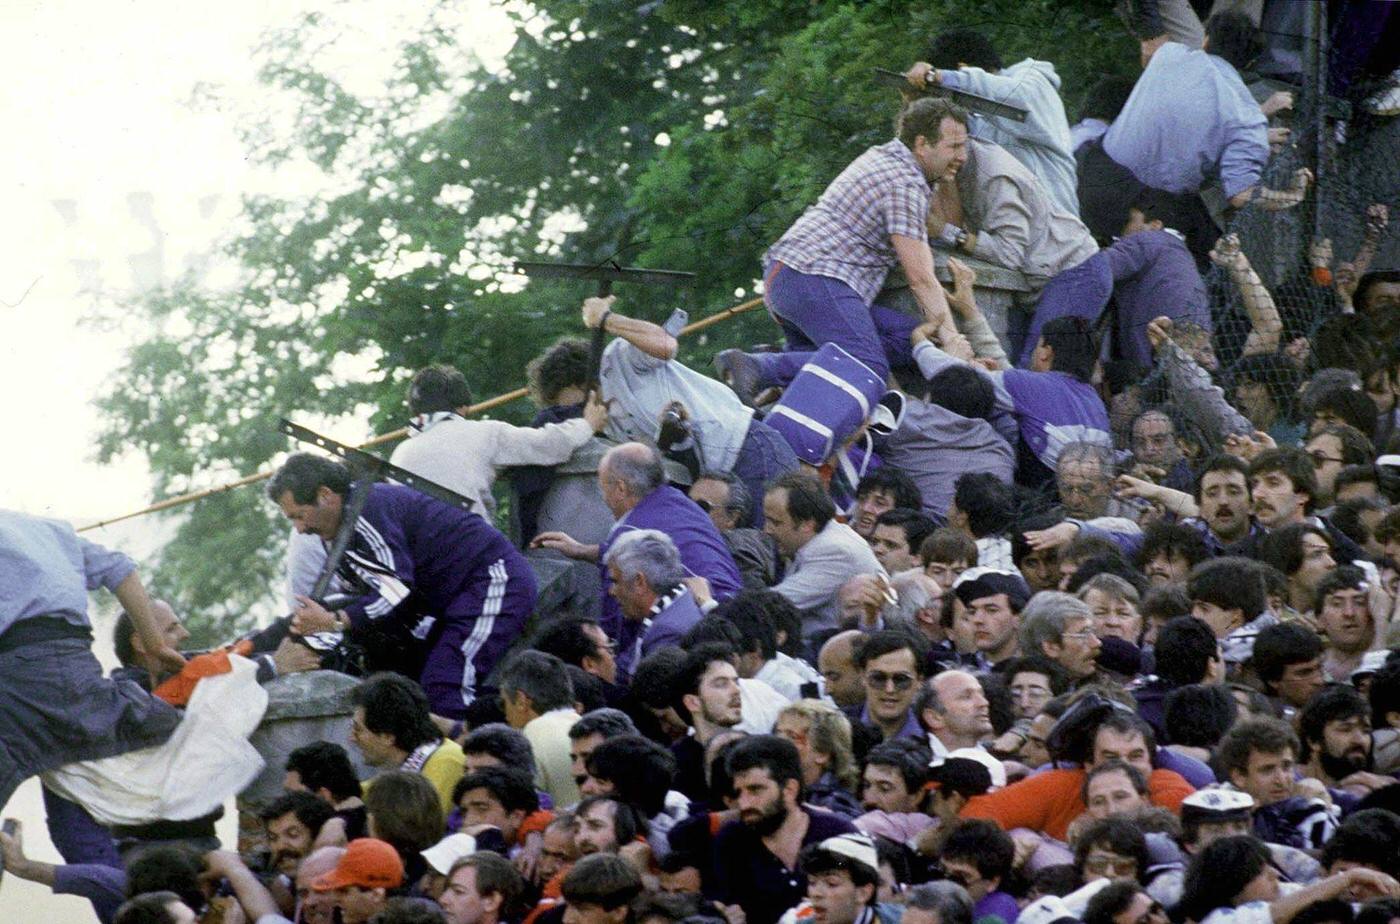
[878,396,1015,518]
[955,137,1098,283]
[774,519,883,636]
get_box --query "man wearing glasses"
[852,630,929,741]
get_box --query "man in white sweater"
[389,364,608,518]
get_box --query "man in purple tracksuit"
[270,452,537,719]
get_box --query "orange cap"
[312,838,404,892]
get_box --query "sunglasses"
[865,671,916,691]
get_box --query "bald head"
[297,846,346,891]
[599,442,665,516]
[818,629,865,708]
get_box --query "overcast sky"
[0,0,511,525]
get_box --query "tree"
[94,0,1132,642]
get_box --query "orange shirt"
[958,766,1195,841]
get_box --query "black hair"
[770,470,837,531]
[1081,759,1148,805]
[1312,385,1379,437]
[585,735,677,816]
[1179,835,1270,922]
[994,655,1070,697]
[453,766,541,815]
[1079,76,1136,122]
[286,741,363,803]
[925,28,1003,71]
[350,672,442,753]
[863,738,932,794]
[711,591,781,661]
[266,451,351,504]
[1256,523,1332,578]
[561,853,644,911]
[1312,564,1369,616]
[1217,716,1300,779]
[1370,661,1400,728]
[1188,557,1266,622]
[462,723,537,776]
[1193,453,1251,503]
[1298,685,1369,761]
[1012,513,1063,567]
[630,647,687,710]
[115,893,188,924]
[874,508,939,554]
[1164,684,1237,748]
[798,841,880,893]
[942,819,1015,882]
[576,795,644,849]
[1074,816,1148,885]
[1137,521,1210,573]
[953,473,1015,538]
[680,617,744,652]
[1204,11,1264,69]
[926,364,996,420]
[1252,623,1324,691]
[1153,616,1221,688]
[527,337,590,406]
[696,469,753,528]
[1231,354,1301,422]
[260,789,336,837]
[1355,270,1400,317]
[113,610,138,668]
[125,846,206,914]
[1249,448,1319,510]
[855,468,923,513]
[1320,808,1400,873]
[532,615,607,669]
[671,642,737,725]
[498,650,575,713]
[1040,317,1097,383]
[1084,880,1142,924]
[567,665,607,713]
[371,896,455,924]
[407,364,472,416]
[1311,423,1376,466]
[726,734,804,794]
[852,628,929,673]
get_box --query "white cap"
[1018,896,1079,924]
[937,747,1007,790]
[420,833,478,875]
[1180,787,1255,817]
[817,832,879,877]
[1351,649,1390,682]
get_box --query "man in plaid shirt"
[717,96,967,400]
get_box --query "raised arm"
[1209,234,1282,356]
[1145,316,1252,448]
[582,295,677,361]
[945,256,1010,367]
[1336,204,1389,309]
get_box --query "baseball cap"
[928,748,1006,794]
[313,838,405,891]
[420,833,477,876]
[952,567,1030,611]
[1179,788,1254,826]
[816,832,879,878]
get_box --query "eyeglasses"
[1307,451,1345,466]
[865,671,917,691]
[1010,684,1051,700]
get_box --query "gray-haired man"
[606,529,705,678]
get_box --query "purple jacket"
[597,485,741,640]
[337,483,537,631]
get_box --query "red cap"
[312,838,404,891]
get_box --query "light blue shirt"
[941,58,1080,216]
[0,510,135,635]
[1103,41,1268,199]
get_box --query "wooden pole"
[77,295,764,532]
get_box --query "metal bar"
[278,419,478,514]
[873,68,1029,122]
[512,261,696,286]
[76,296,765,532]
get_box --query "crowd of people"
[3,2,1400,924]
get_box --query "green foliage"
[95,0,1131,637]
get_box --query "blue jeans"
[732,418,799,527]
[753,264,918,387]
